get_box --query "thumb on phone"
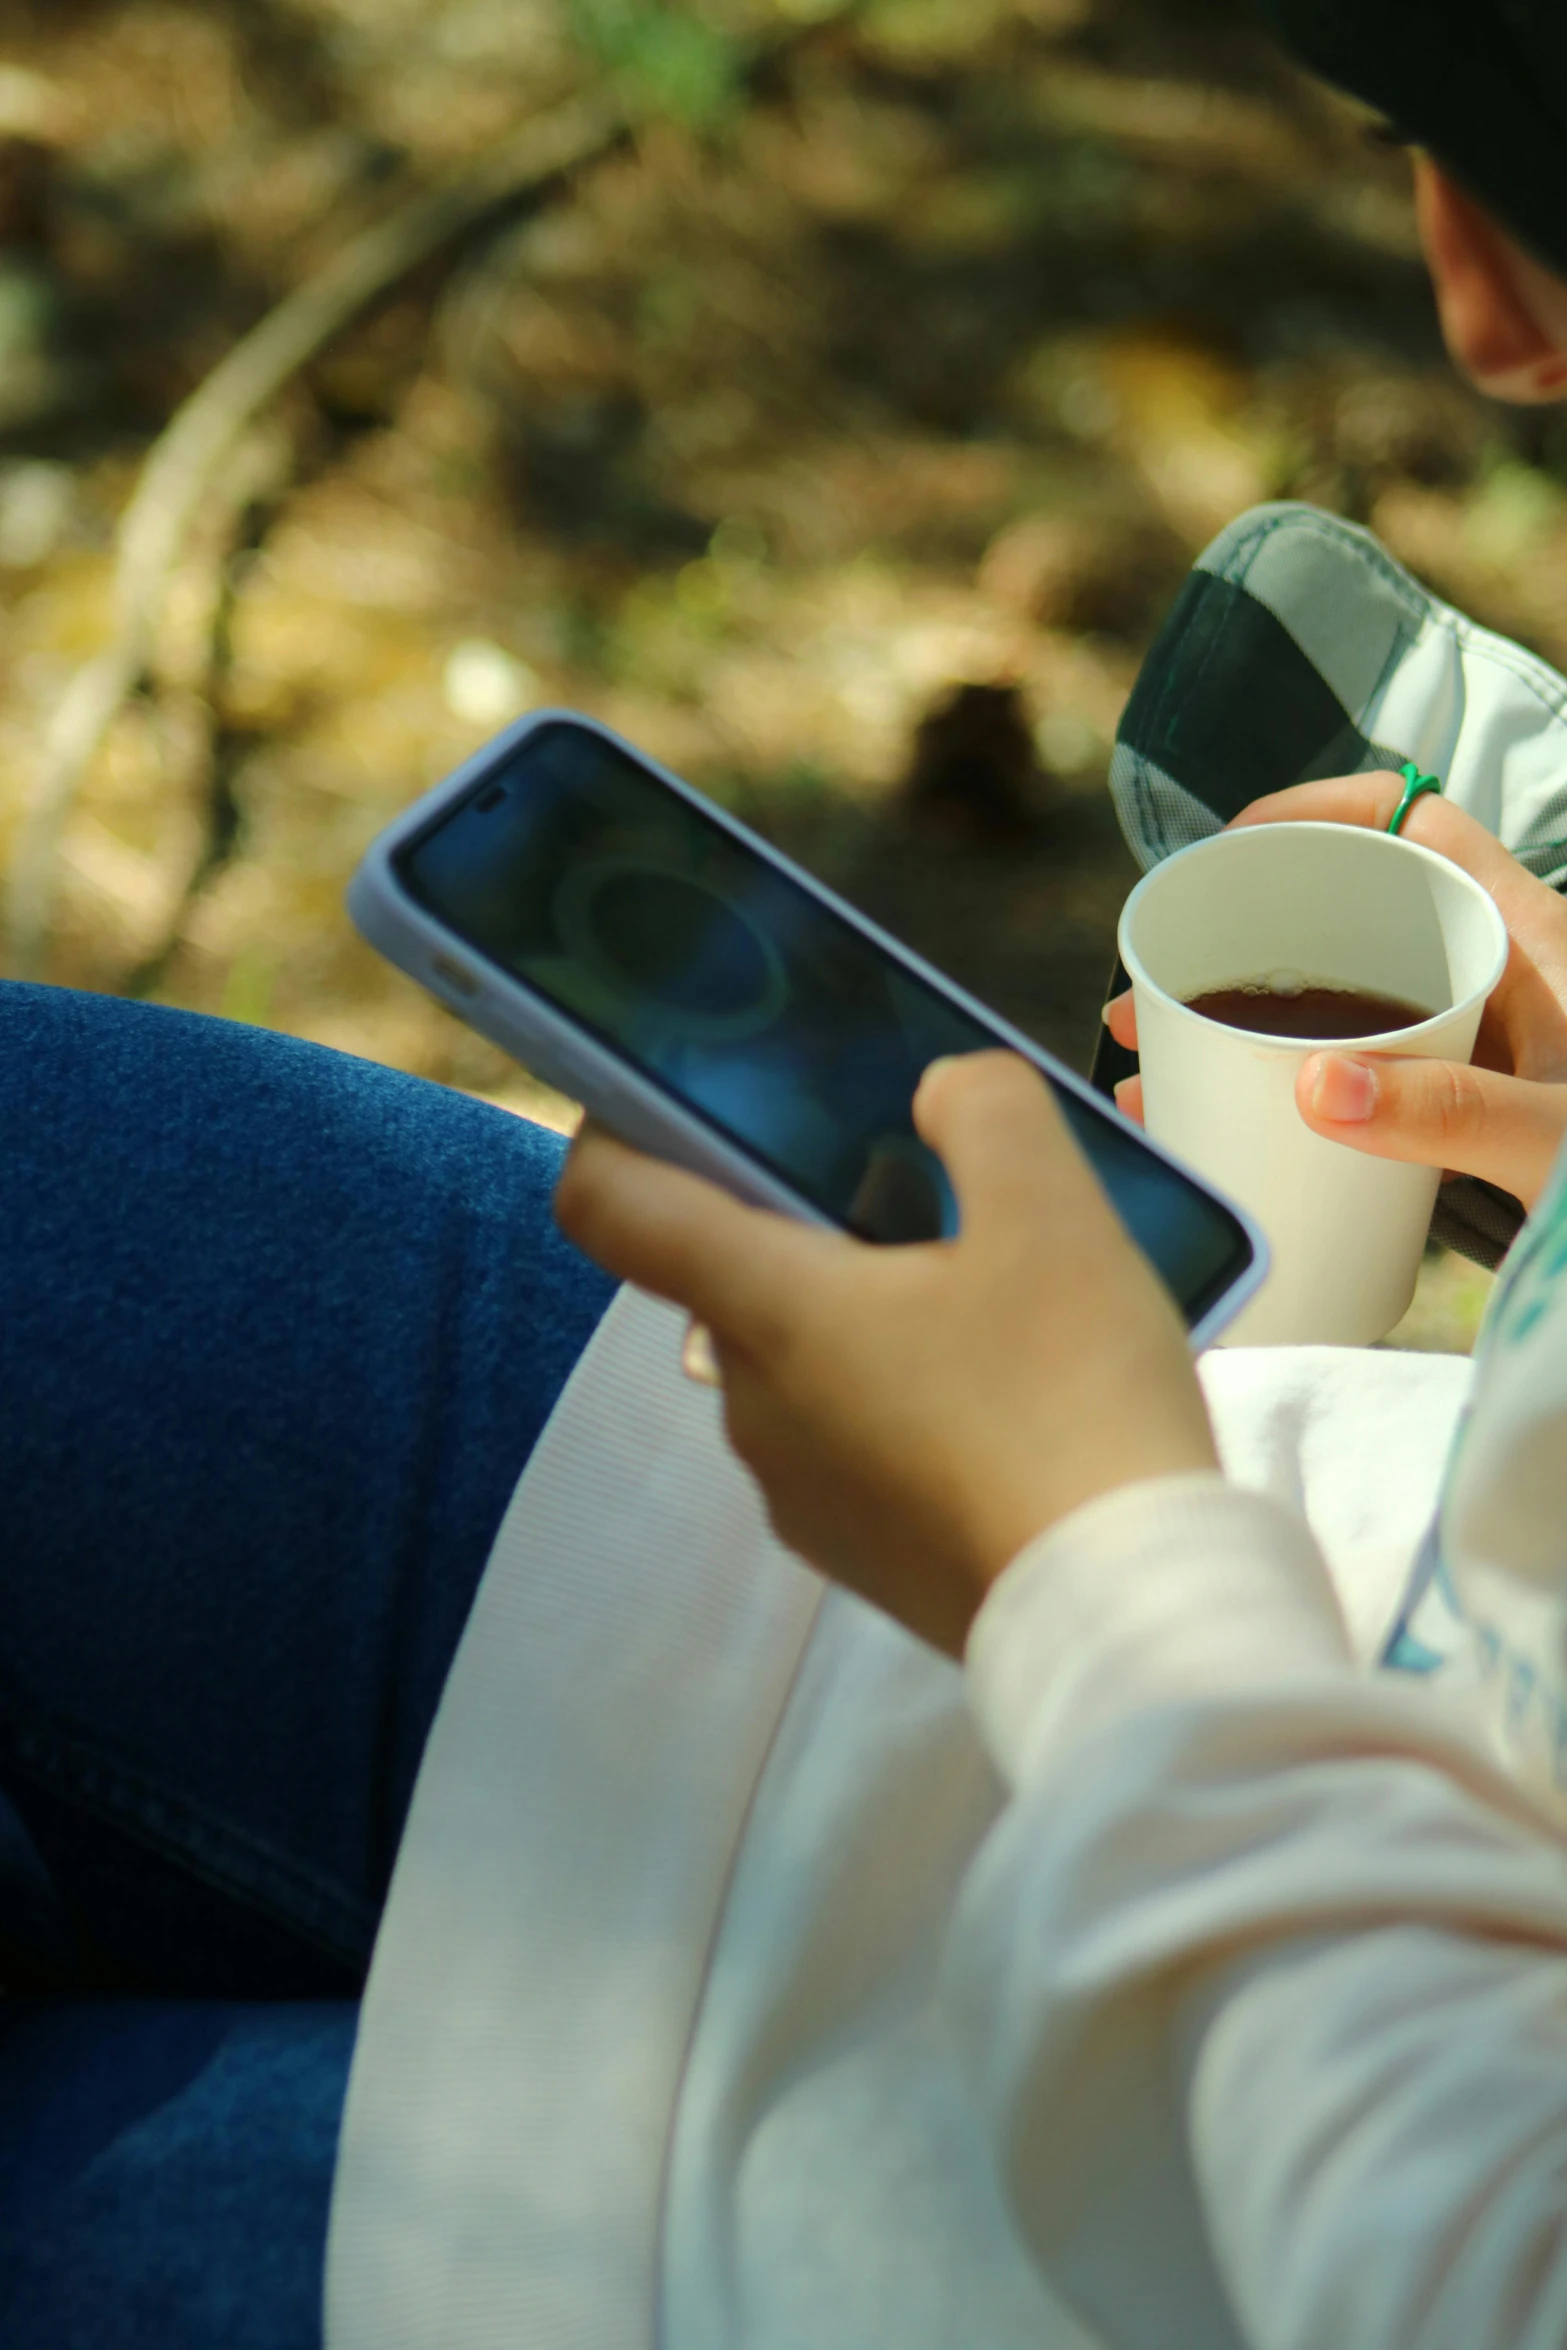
[1298,1051,1567,1208]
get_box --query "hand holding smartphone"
[348,709,1265,1346]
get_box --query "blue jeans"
[0,983,615,2347]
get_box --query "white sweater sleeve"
[952,1472,1567,2350]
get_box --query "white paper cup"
[1118,822,1509,1346]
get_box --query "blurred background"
[5,0,1550,1344]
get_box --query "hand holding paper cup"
[1117,822,1509,1346]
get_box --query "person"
[9,11,1567,2350]
[1104,773,1567,1217]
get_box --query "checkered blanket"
[1093,500,1567,1268]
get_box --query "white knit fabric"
[324,1265,1524,2350]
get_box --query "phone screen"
[398,720,1252,1325]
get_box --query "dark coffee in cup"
[1119,820,1508,1343]
[1183,980,1433,1040]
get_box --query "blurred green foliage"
[566,0,744,128]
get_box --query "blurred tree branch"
[5,1,853,981]
[5,86,625,979]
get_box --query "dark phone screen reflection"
[398,722,1250,1321]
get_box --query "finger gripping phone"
[348,709,1265,1345]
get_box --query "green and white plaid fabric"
[1100,501,1567,1267]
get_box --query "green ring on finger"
[1388,762,1443,836]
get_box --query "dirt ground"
[5,0,1550,1343]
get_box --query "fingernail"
[1307,1052,1377,1122]
[914,1056,956,1112]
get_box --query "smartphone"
[348,709,1265,1346]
